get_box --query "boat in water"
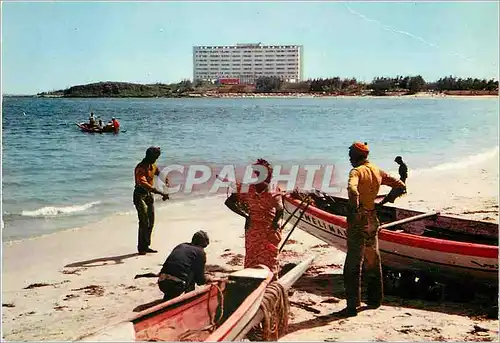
[79,256,314,341]
[283,191,498,287]
[76,122,120,134]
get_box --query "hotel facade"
[192,43,303,84]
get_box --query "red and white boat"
[76,122,119,134]
[78,256,314,341]
[283,192,498,286]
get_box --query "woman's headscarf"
[253,158,273,184]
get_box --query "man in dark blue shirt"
[158,230,211,301]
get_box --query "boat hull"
[76,122,119,134]
[283,195,498,286]
[79,267,274,342]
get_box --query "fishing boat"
[79,256,314,341]
[76,122,119,134]
[283,191,498,287]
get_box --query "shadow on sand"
[286,305,374,335]
[291,272,496,320]
[64,253,140,268]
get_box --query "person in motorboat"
[158,230,216,301]
[104,117,120,131]
[342,142,406,317]
[89,112,96,127]
[111,117,120,130]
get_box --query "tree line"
[38,81,196,98]
[254,75,499,94]
[38,75,498,98]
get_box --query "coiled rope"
[247,282,290,341]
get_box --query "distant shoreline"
[5,91,499,99]
[175,91,499,99]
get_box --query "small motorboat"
[76,122,119,134]
[283,191,498,287]
[78,256,314,341]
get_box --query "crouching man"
[158,230,214,301]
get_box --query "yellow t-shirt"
[347,161,405,210]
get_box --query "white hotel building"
[192,43,303,84]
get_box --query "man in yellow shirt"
[134,146,169,255]
[342,142,406,316]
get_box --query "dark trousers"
[158,278,194,301]
[343,209,383,309]
[133,189,155,252]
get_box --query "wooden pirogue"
[283,191,498,287]
[79,256,315,341]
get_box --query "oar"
[279,195,309,230]
[379,211,439,231]
[279,201,311,253]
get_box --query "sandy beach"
[2,151,499,341]
[193,91,499,99]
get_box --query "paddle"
[379,211,439,231]
[279,195,309,230]
[279,200,311,253]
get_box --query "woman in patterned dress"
[225,159,284,276]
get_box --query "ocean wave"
[21,201,101,217]
[409,147,499,176]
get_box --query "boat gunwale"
[131,283,214,325]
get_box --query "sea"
[2,96,498,241]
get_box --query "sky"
[1,1,499,95]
